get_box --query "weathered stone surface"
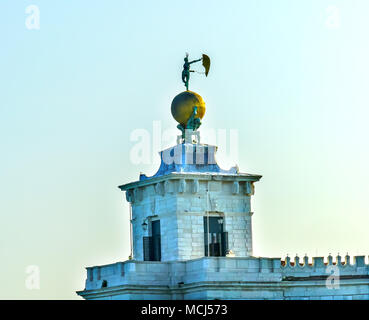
[77,256,369,300]
[122,172,258,262]
[77,143,368,300]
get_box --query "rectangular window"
[143,220,161,261]
[151,220,161,261]
[203,216,228,257]
[143,236,152,261]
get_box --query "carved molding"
[232,181,239,194]
[127,179,256,201]
[245,182,252,195]
[125,190,133,203]
[192,179,199,194]
[164,180,171,194]
[178,179,186,193]
[133,188,143,202]
[155,182,164,196]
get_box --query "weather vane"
[182,53,210,91]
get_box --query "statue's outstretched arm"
[189,58,202,65]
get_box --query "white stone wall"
[130,184,179,261]
[77,256,369,300]
[176,213,204,260]
[126,175,256,261]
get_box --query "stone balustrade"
[79,256,369,300]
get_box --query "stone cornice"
[119,172,262,191]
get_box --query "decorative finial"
[171,91,206,141]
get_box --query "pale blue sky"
[0,0,368,299]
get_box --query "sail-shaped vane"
[202,54,210,76]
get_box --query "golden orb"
[171,91,206,126]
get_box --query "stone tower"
[77,90,369,300]
[120,142,261,262]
